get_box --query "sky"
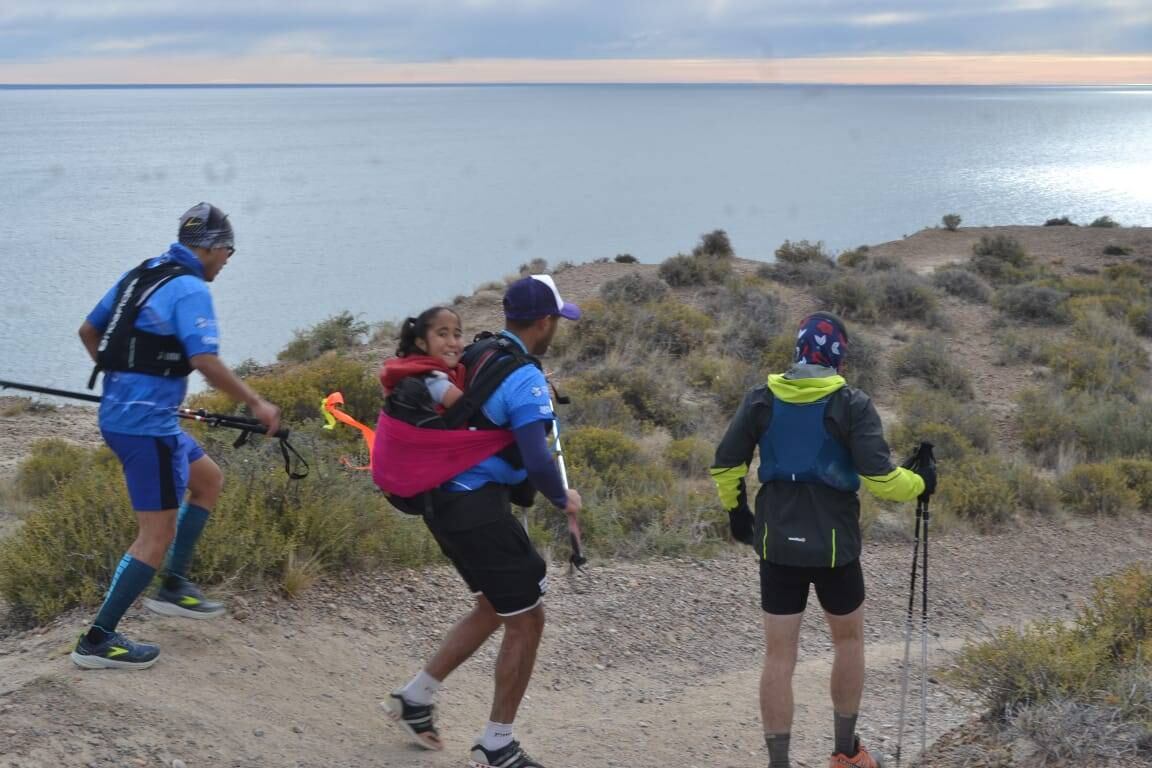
[0,0,1149,85]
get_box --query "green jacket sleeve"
[846,389,925,502]
[710,387,765,510]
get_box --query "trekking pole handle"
[177,408,291,440]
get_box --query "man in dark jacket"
[711,312,934,768]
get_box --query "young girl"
[379,306,466,414]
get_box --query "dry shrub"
[599,273,669,304]
[890,335,974,398]
[932,266,992,303]
[994,284,1071,324]
[1059,462,1139,516]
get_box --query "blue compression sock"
[90,554,156,638]
[164,503,210,586]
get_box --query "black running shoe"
[469,740,545,768]
[381,692,443,751]
[70,631,160,670]
[143,577,225,619]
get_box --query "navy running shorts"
[760,558,865,616]
[426,485,548,616]
[102,430,205,511]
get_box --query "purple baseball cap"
[503,274,582,321]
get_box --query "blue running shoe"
[143,576,225,619]
[70,631,160,670]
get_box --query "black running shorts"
[760,558,865,616]
[426,485,548,617]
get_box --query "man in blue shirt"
[70,202,280,671]
[384,275,583,768]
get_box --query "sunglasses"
[211,244,236,256]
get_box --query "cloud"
[0,0,1147,71]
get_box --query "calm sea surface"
[1,84,1150,393]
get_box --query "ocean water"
[0,84,1150,394]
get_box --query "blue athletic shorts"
[102,430,206,511]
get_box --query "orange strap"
[321,392,376,470]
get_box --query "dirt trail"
[2,514,1150,768]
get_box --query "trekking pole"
[919,492,931,758]
[0,378,307,478]
[894,496,922,768]
[549,380,586,573]
[894,441,934,768]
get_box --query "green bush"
[1059,463,1139,516]
[870,270,940,324]
[708,287,784,363]
[278,311,369,363]
[1016,388,1152,464]
[994,284,1072,324]
[1041,310,1148,399]
[890,335,974,398]
[758,259,836,287]
[614,253,639,263]
[663,437,714,478]
[774,239,830,265]
[692,229,735,259]
[843,330,885,394]
[931,266,992,303]
[893,388,995,453]
[952,565,1151,716]
[658,253,731,287]
[14,440,93,499]
[970,235,1037,284]
[935,456,1018,531]
[994,328,1048,366]
[887,422,975,463]
[1103,244,1132,256]
[1089,216,1120,228]
[599,273,669,304]
[0,439,441,624]
[190,352,382,427]
[1112,458,1152,510]
[1007,464,1060,516]
[559,298,713,363]
[816,274,878,323]
[1044,216,1076,227]
[942,213,962,231]
[569,367,696,437]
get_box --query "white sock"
[479,721,514,752]
[400,670,441,706]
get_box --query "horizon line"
[1,54,1149,87]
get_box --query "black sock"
[85,625,111,645]
[765,732,791,768]
[834,712,859,756]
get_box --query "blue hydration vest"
[758,397,859,492]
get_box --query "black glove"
[902,441,937,500]
[916,462,937,499]
[728,505,755,546]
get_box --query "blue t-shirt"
[445,332,554,491]
[87,244,219,436]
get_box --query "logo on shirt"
[531,386,544,398]
[194,316,215,329]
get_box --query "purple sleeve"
[513,421,568,509]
